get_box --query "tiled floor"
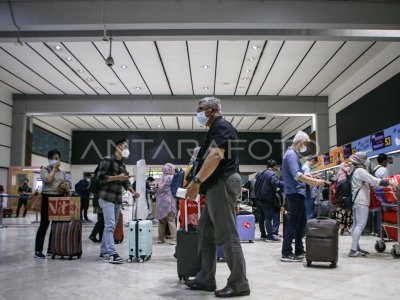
[0,210,399,300]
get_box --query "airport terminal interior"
[0,1,400,299]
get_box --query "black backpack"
[335,168,362,210]
[89,156,115,196]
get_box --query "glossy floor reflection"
[0,210,399,300]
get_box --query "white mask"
[122,149,130,158]
[49,159,58,167]
[300,145,307,153]
[197,111,209,126]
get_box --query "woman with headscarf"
[348,152,397,257]
[156,163,177,245]
[334,162,353,235]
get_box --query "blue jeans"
[305,195,315,220]
[282,193,306,256]
[99,199,121,256]
[351,203,369,251]
[272,211,280,235]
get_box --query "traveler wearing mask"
[16,178,32,218]
[74,172,92,223]
[348,152,397,257]
[281,131,327,262]
[34,149,66,259]
[185,97,250,298]
[97,138,139,264]
[254,159,284,242]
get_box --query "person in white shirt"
[302,156,318,220]
[348,152,397,257]
[372,153,389,179]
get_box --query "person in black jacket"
[75,172,92,223]
[254,159,284,242]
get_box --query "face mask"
[300,145,307,153]
[122,149,130,158]
[49,159,58,166]
[197,111,209,126]
[86,178,90,182]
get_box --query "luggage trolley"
[374,187,400,258]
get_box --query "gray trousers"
[196,173,250,292]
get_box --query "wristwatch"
[193,177,203,185]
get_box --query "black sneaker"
[34,252,46,259]
[109,254,124,264]
[280,254,303,262]
[99,252,109,259]
[295,251,306,259]
[89,236,100,243]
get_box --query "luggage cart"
[374,188,400,258]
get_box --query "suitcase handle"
[316,183,332,219]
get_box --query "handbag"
[30,192,42,212]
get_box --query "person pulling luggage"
[185,97,250,298]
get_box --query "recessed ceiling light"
[252,45,259,50]
[86,78,93,82]
[203,86,209,90]
[55,45,61,50]
[109,82,116,86]
[248,57,255,61]
[241,78,249,81]
[157,125,161,128]
[239,86,246,89]
[94,87,101,90]
[245,69,252,73]
[223,82,230,85]
[121,65,128,69]
[77,69,84,73]
[153,116,156,119]
[202,65,209,69]
[66,57,72,61]
[135,87,141,90]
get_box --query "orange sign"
[316,146,346,170]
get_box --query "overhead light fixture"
[252,45,259,50]
[121,65,128,69]
[106,37,114,67]
[153,116,156,119]
[241,78,249,81]
[94,87,101,90]
[109,82,116,86]
[239,86,246,89]
[66,57,72,61]
[223,82,230,85]
[77,69,84,73]
[86,78,93,82]
[202,65,209,69]
[55,45,62,51]
[135,87,141,90]
[245,69,252,73]
[157,125,161,128]
[248,57,255,61]
[203,86,209,90]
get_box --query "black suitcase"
[306,185,339,268]
[176,199,201,282]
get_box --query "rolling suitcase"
[306,185,339,268]
[236,214,256,243]
[50,221,82,260]
[114,211,124,244]
[177,199,202,282]
[128,198,152,263]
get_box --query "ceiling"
[32,115,312,133]
[0,40,393,96]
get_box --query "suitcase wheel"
[179,276,189,283]
[330,262,337,268]
[127,257,133,263]
[390,247,400,259]
[138,258,144,263]
[306,260,312,267]
[375,240,386,253]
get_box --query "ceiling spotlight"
[153,116,156,119]
[223,82,230,85]
[202,65,209,69]
[55,45,61,50]
[252,45,259,50]
[241,78,249,81]
[109,82,116,86]
[77,69,84,73]
[157,125,161,128]
[248,57,255,61]
[94,87,101,90]
[121,65,128,69]
[86,78,93,82]
[203,86,209,90]
[135,87,141,90]
[66,57,72,61]
[239,86,246,89]
[245,69,252,73]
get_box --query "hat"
[349,152,367,166]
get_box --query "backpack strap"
[371,165,383,176]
